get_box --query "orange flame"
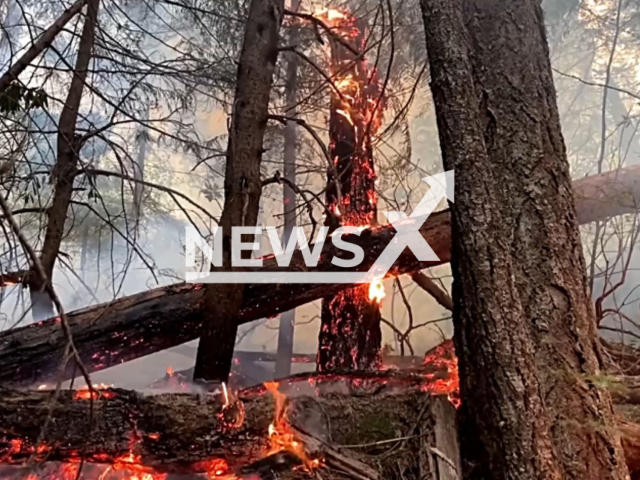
[314,7,348,22]
[368,279,385,303]
[74,383,116,400]
[422,340,460,407]
[264,382,321,470]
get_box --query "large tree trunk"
[421,0,629,478]
[28,0,99,321]
[192,0,285,383]
[0,384,459,480]
[2,165,640,386]
[317,16,382,372]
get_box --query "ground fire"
[0,341,465,480]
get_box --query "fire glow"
[422,341,460,408]
[74,383,116,400]
[319,5,388,344]
[264,382,321,471]
[217,382,245,430]
[368,279,385,303]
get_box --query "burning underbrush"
[0,342,461,480]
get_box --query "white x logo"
[367,170,454,280]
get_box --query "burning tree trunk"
[317,10,384,372]
[0,383,459,480]
[192,0,285,383]
[421,0,629,478]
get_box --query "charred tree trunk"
[275,0,301,379]
[317,17,383,372]
[28,0,99,321]
[193,0,284,383]
[421,0,629,478]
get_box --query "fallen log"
[2,166,640,386]
[574,166,640,224]
[2,379,640,479]
[0,382,460,479]
[3,371,640,478]
[0,212,451,386]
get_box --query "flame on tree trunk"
[317,10,385,372]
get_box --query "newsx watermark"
[185,170,454,284]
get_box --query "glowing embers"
[74,383,116,400]
[422,340,460,408]
[97,449,162,479]
[35,382,116,401]
[217,382,245,430]
[192,458,233,478]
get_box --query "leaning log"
[0,212,451,386]
[2,166,640,385]
[0,384,459,479]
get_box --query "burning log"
[3,374,640,478]
[0,212,451,387]
[0,380,460,479]
[2,166,640,385]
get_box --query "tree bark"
[0,386,458,479]
[275,0,301,379]
[3,163,640,386]
[421,0,629,478]
[192,0,285,383]
[28,0,99,321]
[317,16,382,372]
